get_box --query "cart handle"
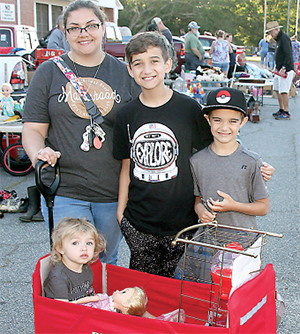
[35,159,60,249]
[35,159,60,208]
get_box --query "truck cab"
[0,25,39,99]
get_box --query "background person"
[266,21,294,120]
[184,21,205,71]
[47,15,71,52]
[266,34,276,70]
[151,17,173,44]
[225,33,236,79]
[209,29,232,77]
[22,0,141,265]
[291,35,300,65]
[258,34,269,69]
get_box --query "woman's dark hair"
[63,0,106,28]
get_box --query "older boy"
[113,32,212,277]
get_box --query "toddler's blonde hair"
[50,217,106,265]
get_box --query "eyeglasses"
[66,23,102,36]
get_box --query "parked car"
[0,25,39,99]
[172,36,185,74]
[198,35,216,52]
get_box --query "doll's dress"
[83,293,115,312]
[1,96,15,117]
[157,308,185,322]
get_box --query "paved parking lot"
[0,93,299,333]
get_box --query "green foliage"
[119,0,300,46]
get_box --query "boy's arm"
[117,159,130,223]
[208,190,269,216]
[195,196,216,223]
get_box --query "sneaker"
[0,197,21,212]
[272,110,283,117]
[275,113,291,120]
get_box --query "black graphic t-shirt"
[23,54,141,202]
[113,91,212,236]
[44,262,94,301]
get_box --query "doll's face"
[112,288,135,312]
[2,85,12,98]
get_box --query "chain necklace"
[71,52,104,92]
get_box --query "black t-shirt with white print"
[113,91,212,236]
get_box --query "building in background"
[0,0,123,39]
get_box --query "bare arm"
[209,41,215,56]
[191,47,202,60]
[117,159,130,223]
[208,190,269,216]
[70,295,100,304]
[22,122,61,167]
[228,41,233,54]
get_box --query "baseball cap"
[203,88,247,116]
[188,21,200,29]
[152,17,162,25]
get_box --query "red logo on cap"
[216,90,231,104]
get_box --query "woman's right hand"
[35,147,61,168]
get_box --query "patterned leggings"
[120,217,194,278]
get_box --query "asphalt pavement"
[0,92,299,333]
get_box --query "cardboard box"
[232,83,247,93]
[27,70,35,84]
[272,84,296,98]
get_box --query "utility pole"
[264,0,267,35]
[296,0,299,35]
[287,0,290,35]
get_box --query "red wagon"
[33,253,278,334]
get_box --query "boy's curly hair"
[50,217,106,265]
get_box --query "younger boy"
[174,87,269,281]
[113,32,213,277]
[191,87,269,227]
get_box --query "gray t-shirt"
[190,144,269,229]
[23,53,140,202]
[44,262,94,301]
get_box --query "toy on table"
[0,83,15,117]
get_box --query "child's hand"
[260,162,274,182]
[209,190,236,212]
[195,202,216,223]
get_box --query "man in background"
[184,21,205,71]
[266,21,294,120]
[152,17,173,44]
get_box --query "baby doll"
[80,287,147,316]
[0,83,15,117]
[44,217,106,302]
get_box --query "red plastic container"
[210,242,243,326]
[2,134,20,159]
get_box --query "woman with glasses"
[22,0,140,265]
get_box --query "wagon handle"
[35,159,60,248]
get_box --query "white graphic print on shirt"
[130,123,179,182]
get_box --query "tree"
[118,0,299,46]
